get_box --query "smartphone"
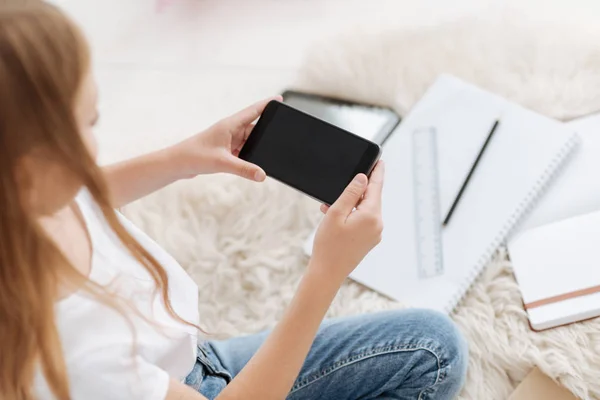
[239,100,382,205]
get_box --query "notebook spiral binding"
[445,134,581,314]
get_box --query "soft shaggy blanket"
[124,14,600,399]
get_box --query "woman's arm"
[164,163,384,400]
[103,97,279,207]
[219,166,383,400]
[217,261,344,400]
[163,265,339,400]
[164,264,342,400]
[103,145,188,207]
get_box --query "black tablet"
[281,90,401,145]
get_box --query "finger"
[232,122,257,157]
[320,204,329,214]
[241,122,256,145]
[328,174,368,219]
[231,96,283,129]
[358,161,385,212]
[226,156,266,182]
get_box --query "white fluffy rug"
[123,14,600,400]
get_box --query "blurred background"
[43,4,600,397]
[49,0,600,163]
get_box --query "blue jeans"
[185,309,468,399]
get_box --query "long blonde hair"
[0,2,194,398]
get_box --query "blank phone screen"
[241,103,374,205]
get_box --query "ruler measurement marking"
[412,127,444,280]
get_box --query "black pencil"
[442,119,500,226]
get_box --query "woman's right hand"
[206,162,384,400]
[310,161,385,285]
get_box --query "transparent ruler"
[412,127,444,279]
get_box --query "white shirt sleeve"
[67,346,170,400]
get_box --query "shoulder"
[74,187,105,225]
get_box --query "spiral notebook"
[304,75,579,313]
[516,113,600,233]
[506,114,600,331]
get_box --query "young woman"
[0,2,468,399]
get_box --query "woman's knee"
[408,309,469,395]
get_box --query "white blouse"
[34,190,199,399]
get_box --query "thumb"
[227,156,266,182]
[328,174,368,218]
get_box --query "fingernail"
[254,170,266,182]
[354,174,367,185]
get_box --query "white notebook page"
[516,113,600,232]
[349,76,578,312]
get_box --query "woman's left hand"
[174,96,282,181]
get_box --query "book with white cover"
[508,211,600,330]
[304,75,579,313]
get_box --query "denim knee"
[415,309,469,395]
